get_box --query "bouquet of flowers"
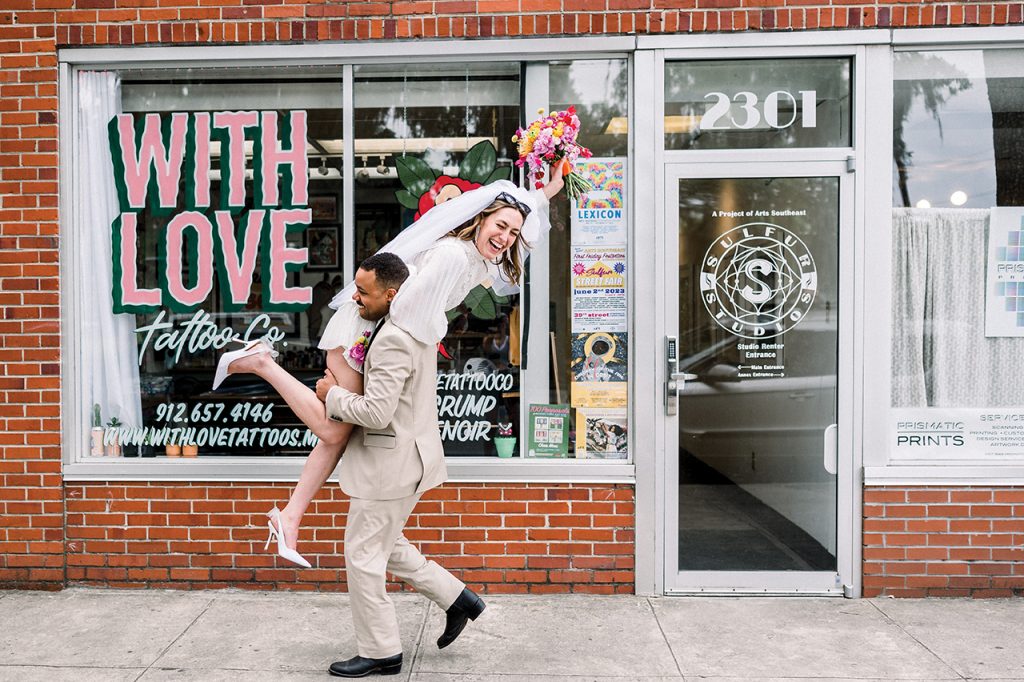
[512,106,593,201]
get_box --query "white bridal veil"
[328,179,550,309]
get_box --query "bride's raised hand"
[541,160,568,200]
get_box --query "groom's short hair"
[359,252,409,291]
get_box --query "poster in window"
[569,331,627,408]
[570,158,626,245]
[309,194,338,222]
[306,225,340,271]
[985,207,1024,337]
[575,407,628,459]
[571,245,627,333]
[526,403,570,458]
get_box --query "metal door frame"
[662,160,855,595]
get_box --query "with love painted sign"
[107,110,314,315]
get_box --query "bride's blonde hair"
[447,197,531,285]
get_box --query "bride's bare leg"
[265,348,363,550]
[228,347,356,442]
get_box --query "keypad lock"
[665,335,697,416]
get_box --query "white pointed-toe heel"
[265,507,311,569]
[212,339,278,390]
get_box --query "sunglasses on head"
[496,191,532,217]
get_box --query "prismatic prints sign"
[527,404,570,458]
[890,408,1024,463]
[985,207,1024,337]
[570,158,626,244]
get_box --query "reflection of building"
[5,20,1023,600]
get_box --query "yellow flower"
[537,107,545,115]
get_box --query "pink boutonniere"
[347,328,374,366]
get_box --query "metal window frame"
[636,39,868,597]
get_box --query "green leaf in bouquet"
[459,141,497,184]
[396,156,436,197]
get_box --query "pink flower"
[346,329,374,366]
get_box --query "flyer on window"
[526,403,571,458]
[569,331,627,408]
[575,407,628,459]
[570,158,627,245]
[985,207,1024,337]
[890,407,1024,462]
[571,245,627,333]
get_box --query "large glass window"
[353,63,521,457]
[665,58,851,150]
[73,57,633,466]
[547,59,631,460]
[891,49,1024,464]
[76,68,342,459]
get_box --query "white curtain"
[76,71,143,429]
[892,208,1024,407]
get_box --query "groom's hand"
[316,370,339,403]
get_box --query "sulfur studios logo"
[700,223,817,339]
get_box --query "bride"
[215,169,566,566]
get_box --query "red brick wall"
[61,482,634,592]
[863,487,1024,598]
[2,2,1024,593]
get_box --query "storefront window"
[75,68,343,459]
[73,58,629,465]
[664,58,851,150]
[546,59,630,460]
[353,63,521,457]
[891,49,1024,464]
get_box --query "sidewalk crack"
[867,600,965,681]
[135,595,217,680]
[647,596,685,679]
[406,595,431,682]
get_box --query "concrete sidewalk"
[0,589,1022,681]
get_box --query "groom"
[315,252,485,678]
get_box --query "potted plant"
[90,403,105,456]
[104,417,123,457]
[493,422,516,458]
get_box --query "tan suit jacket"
[326,317,447,500]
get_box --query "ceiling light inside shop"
[916,199,932,208]
[208,136,497,158]
[950,190,968,206]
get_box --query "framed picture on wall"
[307,225,340,271]
[309,195,338,222]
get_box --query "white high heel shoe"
[265,507,311,568]
[212,338,278,390]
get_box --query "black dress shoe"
[328,653,402,678]
[437,587,486,649]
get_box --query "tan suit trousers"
[345,494,465,658]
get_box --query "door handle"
[823,423,838,475]
[668,372,698,391]
[789,391,815,400]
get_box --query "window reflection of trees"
[892,52,972,208]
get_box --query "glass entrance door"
[664,162,850,593]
